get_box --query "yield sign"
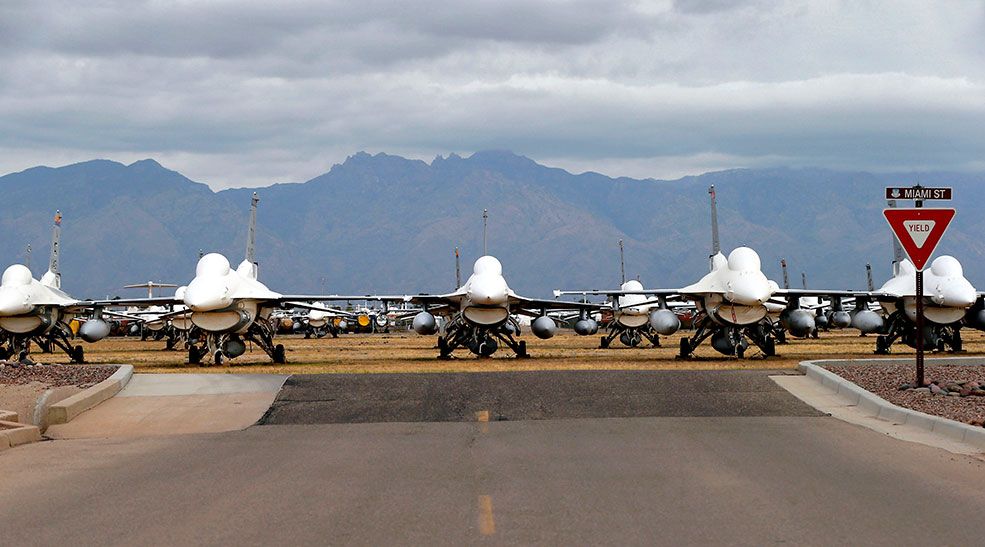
[883,208,956,271]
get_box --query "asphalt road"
[3,417,985,545]
[262,369,821,424]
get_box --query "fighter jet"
[100,193,358,365]
[560,241,682,349]
[395,254,599,358]
[0,212,113,362]
[558,186,866,358]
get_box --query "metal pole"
[916,269,925,386]
[914,184,924,386]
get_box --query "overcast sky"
[1,0,983,188]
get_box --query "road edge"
[46,365,134,427]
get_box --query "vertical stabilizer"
[619,239,626,284]
[246,192,259,265]
[41,211,62,289]
[482,209,489,256]
[709,185,720,263]
[801,272,807,290]
[886,199,905,275]
[780,259,790,289]
[455,247,461,288]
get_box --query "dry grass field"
[38,329,985,374]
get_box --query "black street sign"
[885,186,952,200]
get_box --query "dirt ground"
[19,329,985,375]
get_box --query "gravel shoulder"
[824,362,985,425]
[0,363,118,425]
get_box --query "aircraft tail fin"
[708,185,721,270]
[455,247,461,288]
[886,199,905,275]
[866,263,874,291]
[780,259,790,289]
[619,239,626,284]
[241,192,259,280]
[41,210,62,289]
[801,272,808,290]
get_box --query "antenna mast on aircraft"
[482,209,488,256]
[619,239,626,284]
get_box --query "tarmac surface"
[262,369,821,424]
[4,370,985,545]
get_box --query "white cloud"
[1,0,984,187]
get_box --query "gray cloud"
[1,0,984,186]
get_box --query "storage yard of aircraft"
[2,185,982,371]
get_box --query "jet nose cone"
[469,277,509,305]
[0,287,32,316]
[932,283,977,308]
[725,276,771,306]
[183,278,232,312]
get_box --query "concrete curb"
[0,416,41,453]
[800,359,985,451]
[46,365,133,426]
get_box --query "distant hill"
[2,151,984,299]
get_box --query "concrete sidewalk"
[45,374,287,439]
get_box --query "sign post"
[883,200,955,387]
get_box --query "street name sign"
[885,187,952,201]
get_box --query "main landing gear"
[185,320,288,366]
[677,316,776,359]
[436,317,529,359]
[599,325,660,349]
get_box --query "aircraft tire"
[679,337,691,358]
[764,337,776,357]
[188,346,201,365]
[517,340,529,358]
[72,345,85,364]
[273,344,286,364]
[600,336,609,349]
[214,350,224,366]
[875,335,890,355]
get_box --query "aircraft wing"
[554,289,680,298]
[281,301,360,317]
[772,289,870,298]
[82,297,183,308]
[507,295,604,315]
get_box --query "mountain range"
[2,150,984,300]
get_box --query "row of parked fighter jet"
[0,187,981,365]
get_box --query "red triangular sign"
[883,208,956,271]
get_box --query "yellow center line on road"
[475,410,490,433]
[478,495,495,536]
